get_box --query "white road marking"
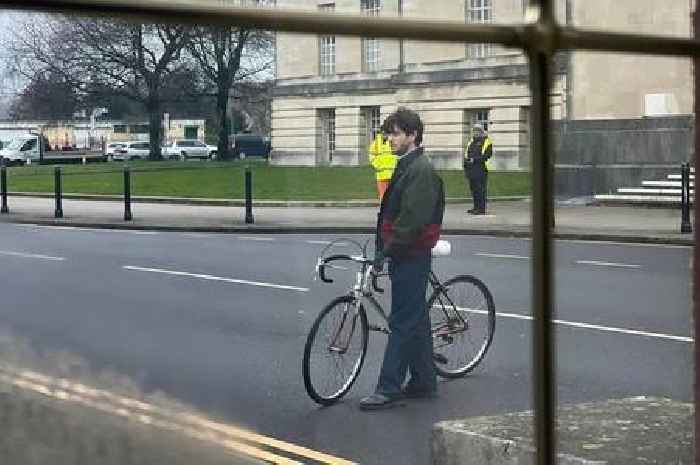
[22,225,158,235]
[239,236,275,241]
[0,250,65,261]
[475,252,530,260]
[306,240,332,245]
[576,260,641,269]
[123,265,309,292]
[562,239,692,249]
[455,308,692,343]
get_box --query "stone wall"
[554,116,694,197]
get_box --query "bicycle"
[302,239,496,405]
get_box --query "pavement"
[0,193,694,245]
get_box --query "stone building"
[271,0,692,179]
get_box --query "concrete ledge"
[432,397,692,465]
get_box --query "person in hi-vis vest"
[463,124,493,215]
[368,124,398,201]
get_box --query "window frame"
[466,0,493,58]
[361,0,381,72]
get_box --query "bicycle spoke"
[429,276,495,377]
[304,297,368,403]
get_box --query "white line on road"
[23,225,158,235]
[123,266,309,292]
[239,236,275,242]
[458,308,692,343]
[0,250,65,261]
[306,240,332,245]
[576,260,641,269]
[475,252,530,260]
[563,239,692,249]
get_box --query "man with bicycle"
[360,107,445,410]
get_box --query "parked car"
[206,144,218,159]
[232,134,270,159]
[112,141,150,161]
[105,142,127,157]
[163,140,210,160]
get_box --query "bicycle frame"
[344,265,467,337]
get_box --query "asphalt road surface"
[0,223,691,464]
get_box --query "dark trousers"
[466,169,488,212]
[377,253,436,396]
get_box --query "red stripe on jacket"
[381,221,442,256]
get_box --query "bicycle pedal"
[433,353,448,365]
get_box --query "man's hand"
[373,250,385,273]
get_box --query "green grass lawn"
[4,160,531,200]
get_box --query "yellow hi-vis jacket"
[465,136,494,171]
[369,134,398,181]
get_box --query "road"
[0,223,692,464]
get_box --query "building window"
[319,4,336,76]
[466,0,493,58]
[113,124,127,134]
[326,109,336,162]
[361,106,382,152]
[129,124,149,134]
[369,106,381,136]
[361,0,381,72]
[184,126,199,139]
[318,109,336,163]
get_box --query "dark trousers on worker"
[376,253,436,397]
[466,169,488,212]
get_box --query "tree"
[188,23,272,159]
[8,71,79,120]
[10,16,191,159]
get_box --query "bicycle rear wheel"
[303,295,369,405]
[428,275,495,378]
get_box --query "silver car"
[165,140,210,160]
[112,141,150,161]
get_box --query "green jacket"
[376,147,445,259]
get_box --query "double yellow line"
[0,362,356,465]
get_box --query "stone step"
[617,188,692,195]
[642,180,694,188]
[594,194,693,206]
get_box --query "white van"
[0,134,43,165]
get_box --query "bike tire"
[303,295,369,405]
[428,275,495,378]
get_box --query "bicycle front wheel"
[428,275,495,378]
[302,295,369,405]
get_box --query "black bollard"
[681,162,692,233]
[54,167,63,218]
[1,165,8,214]
[245,167,254,224]
[124,167,132,221]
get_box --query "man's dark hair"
[384,107,423,146]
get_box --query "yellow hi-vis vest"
[465,136,493,171]
[369,134,398,181]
